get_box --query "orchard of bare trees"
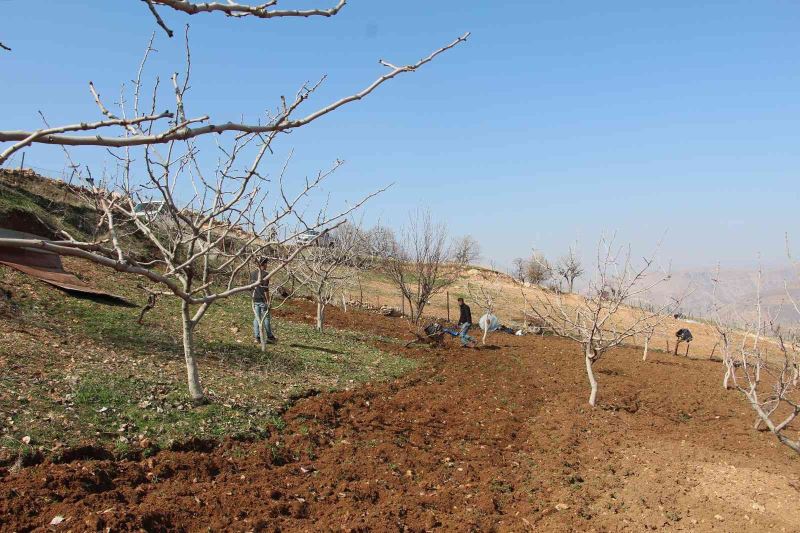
[290,221,371,332]
[513,246,583,292]
[710,260,800,454]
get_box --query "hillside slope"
[0,168,750,361]
[357,266,728,359]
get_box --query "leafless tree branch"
[0,32,469,162]
[150,0,347,22]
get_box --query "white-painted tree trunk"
[642,337,649,361]
[316,301,325,332]
[723,362,732,390]
[585,345,598,407]
[181,302,204,403]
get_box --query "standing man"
[457,297,475,347]
[252,258,277,344]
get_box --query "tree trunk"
[642,337,649,361]
[585,346,598,407]
[723,363,732,390]
[568,277,574,293]
[316,301,325,332]
[181,302,205,404]
[414,299,425,324]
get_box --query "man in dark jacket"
[251,258,277,344]
[456,297,475,347]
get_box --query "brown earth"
[1,302,799,532]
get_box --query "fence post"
[447,291,450,322]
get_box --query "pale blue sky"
[2,1,799,270]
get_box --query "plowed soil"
[1,303,798,532]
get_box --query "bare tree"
[3,134,379,404]
[467,271,503,344]
[528,236,676,406]
[366,224,396,258]
[453,235,481,265]
[381,209,467,323]
[511,257,527,283]
[714,264,800,454]
[635,306,660,362]
[0,10,469,402]
[525,250,552,286]
[555,245,584,293]
[290,221,368,332]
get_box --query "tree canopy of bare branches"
[528,236,677,406]
[712,265,800,454]
[467,273,502,316]
[555,245,584,293]
[467,270,505,344]
[453,235,481,266]
[526,251,553,286]
[0,13,468,166]
[290,221,369,332]
[0,6,469,403]
[380,210,469,323]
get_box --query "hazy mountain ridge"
[642,264,800,326]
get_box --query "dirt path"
[1,304,798,532]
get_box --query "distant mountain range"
[641,264,800,327]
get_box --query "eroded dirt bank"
[2,305,798,532]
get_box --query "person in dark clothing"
[251,258,276,344]
[674,328,692,356]
[456,297,475,347]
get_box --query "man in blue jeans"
[456,297,475,347]
[251,258,277,344]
